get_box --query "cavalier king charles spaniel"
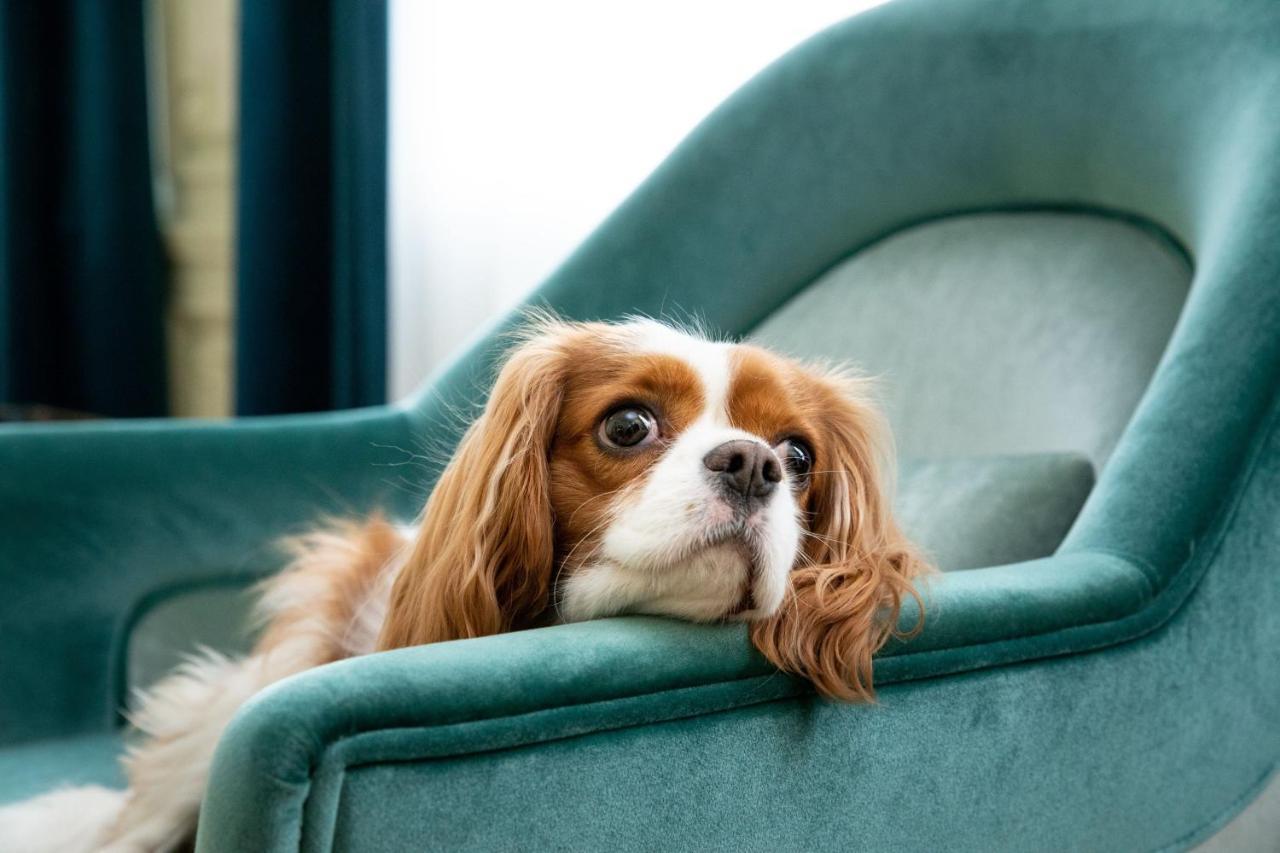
[0,317,928,852]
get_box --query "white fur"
[0,786,126,853]
[342,562,399,657]
[561,543,754,622]
[97,648,322,852]
[560,322,801,623]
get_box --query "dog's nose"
[703,440,781,504]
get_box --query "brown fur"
[376,328,572,648]
[548,347,705,576]
[255,514,405,662]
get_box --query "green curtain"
[0,0,167,418]
[235,0,388,415]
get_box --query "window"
[388,1,887,396]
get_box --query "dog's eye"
[600,407,658,449]
[777,438,813,488]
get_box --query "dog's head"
[380,317,927,699]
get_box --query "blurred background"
[0,0,882,422]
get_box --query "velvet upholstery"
[896,453,1094,572]
[1,0,1278,849]
[751,213,1191,464]
[125,583,258,698]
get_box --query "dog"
[0,317,928,852]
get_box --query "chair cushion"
[125,583,257,700]
[897,452,1095,571]
[751,212,1191,466]
[0,732,125,806]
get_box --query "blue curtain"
[0,1,167,417]
[235,0,388,415]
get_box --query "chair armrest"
[196,617,795,852]
[0,406,422,743]
[197,548,1157,853]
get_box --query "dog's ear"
[378,324,572,648]
[750,371,929,701]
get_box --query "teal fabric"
[1,0,1279,849]
[751,213,1191,465]
[235,0,388,414]
[125,582,258,700]
[1196,772,1280,852]
[0,409,424,743]
[0,0,166,416]
[0,733,124,806]
[897,453,1094,572]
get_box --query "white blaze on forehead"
[626,320,733,426]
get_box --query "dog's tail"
[0,785,127,853]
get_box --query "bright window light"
[389,0,891,398]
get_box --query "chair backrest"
[401,0,1280,591]
[751,211,1191,466]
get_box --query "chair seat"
[0,732,125,806]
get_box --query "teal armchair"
[3,0,1279,849]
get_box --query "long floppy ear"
[750,371,930,701]
[377,324,572,649]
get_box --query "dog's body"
[0,319,927,852]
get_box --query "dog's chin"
[558,524,792,624]
[632,538,762,623]
[696,522,793,620]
